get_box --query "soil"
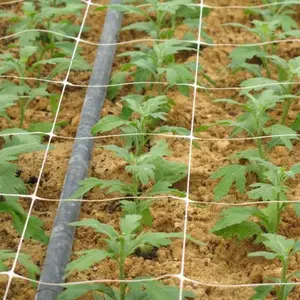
[0,1,300,300]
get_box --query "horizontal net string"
[1,193,300,205]
[1,0,299,9]
[0,0,22,5]
[3,28,300,47]
[1,272,299,288]
[2,74,300,91]
[0,130,299,141]
[86,0,300,10]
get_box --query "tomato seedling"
[108,39,200,98]
[245,0,300,32]
[92,94,189,155]
[58,214,197,300]
[0,250,40,282]
[0,45,90,127]
[104,0,211,42]
[1,0,85,47]
[248,234,300,300]
[73,140,187,226]
[0,129,49,244]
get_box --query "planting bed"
[0,0,300,300]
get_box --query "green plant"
[72,140,187,226]
[211,160,300,240]
[0,250,40,282]
[228,19,300,79]
[0,45,90,128]
[108,39,207,98]
[197,90,298,186]
[0,129,49,244]
[1,0,85,47]
[245,0,300,32]
[240,55,300,126]
[58,214,196,300]
[198,90,300,238]
[92,94,189,155]
[248,234,300,300]
[104,0,211,42]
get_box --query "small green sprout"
[103,0,211,41]
[58,214,197,300]
[108,39,199,98]
[92,94,189,154]
[248,234,300,300]
[0,129,49,244]
[72,140,187,226]
[0,250,40,283]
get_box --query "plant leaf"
[210,164,246,200]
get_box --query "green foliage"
[104,0,211,42]
[60,214,196,300]
[245,0,300,32]
[248,234,300,300]
[0,250,40,281]
[92,94,189,153]
[228,16,300,78]
[73,140,186,197]
[211,159,300,235]
[72,140,187,225]
[108,39,198,98]
[0,46,89,128]
[198,89,299,202]
[240,55,300,126]
[0,1,90,128]
[2,0,85,46]
[58,280,195,300]
[0,129,45,199]
[0,129,49,244]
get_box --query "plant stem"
[281,98,292,125]
[19,98,25,128]
[119,235,126,300]
[273,201,282,234]
[256,138,265,160]
[263,57,271,78]
[278,258,288,300]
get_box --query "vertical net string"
[2,1,91,298]
[179,0,204,299]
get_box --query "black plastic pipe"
[35,1,123,299]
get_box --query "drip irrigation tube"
[35,1,123,299]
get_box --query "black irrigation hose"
[35,1,123,299]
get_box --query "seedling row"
[0,0,300,300]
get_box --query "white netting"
[0,0,299,299]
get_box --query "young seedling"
[0,45,90,127]
[104,0,210,42]
[211,159,300,240]
[58,214,196,300]
[0,129,49,244]
[1,0,85,47]
[198,89,300,237]
[108,39,202,98]
[0,250,40,282]
[72,140,187,226]
[248,234,300,300]
[245,0,300,32]
[197,89,298,174]
[240,55,300,126]
[228,21,300,78]
[92,94,190,155]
